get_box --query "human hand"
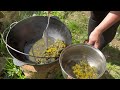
[88,29,102,49]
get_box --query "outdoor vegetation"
[0,11,120,79]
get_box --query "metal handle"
[43,11,51,49]
[1,22,29,56]
[10,22,18,29]
[1,21,57,58]
[2,22,17,44]
[2,22,18,40]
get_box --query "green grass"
[0,34,8,57]
[115,25,120,40]
[3,58,25,79]
[0,11,120,79]
[0,33,25,79]
[101,45,120,79]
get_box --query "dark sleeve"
[91,11,110,22]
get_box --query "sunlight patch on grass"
[107,62,120,79]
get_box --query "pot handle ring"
[1,22,18,42]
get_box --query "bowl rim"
[59,44,106,79]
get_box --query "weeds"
[0,11,120,79]
[3,58,25,79]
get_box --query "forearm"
[94,11,120,35]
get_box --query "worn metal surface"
[59,44,106,79]
[5,16,72,65]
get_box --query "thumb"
[88,40,94,46]
[94,41,100,49]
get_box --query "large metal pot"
[2,16,72,79]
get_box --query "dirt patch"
[110,39,120,50]
[66,11,90,21]
[102,38,120,79]
[0,57,6,75]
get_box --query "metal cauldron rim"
[2,16,72,66]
